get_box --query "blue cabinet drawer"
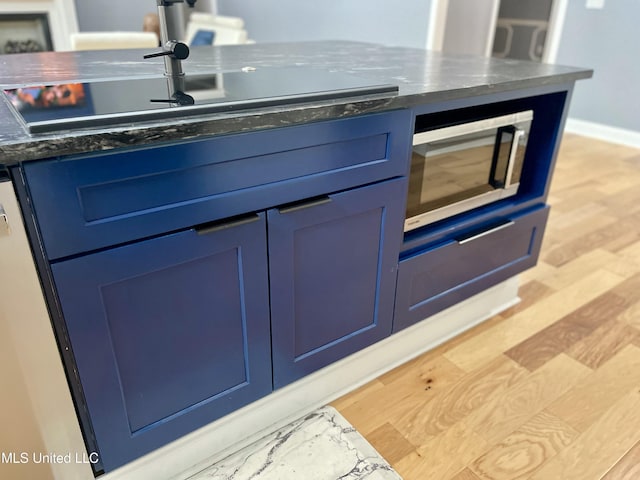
[23,110,411,260]
[393,205,549,332]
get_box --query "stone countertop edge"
[0,41,593,166]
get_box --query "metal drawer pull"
[278,195,332,214]
[0,205,9,237]
[196,213,260,235]
[457,220,515,245]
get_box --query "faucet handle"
[144,41,190,60]
[150,91,195,106]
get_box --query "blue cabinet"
[268,178,406,388]
[14,95,559,472]
[393,206,549,332]
[51,213,272,471]
[48,177,407,469]
[17,94,561,470]
[18,110,413,473]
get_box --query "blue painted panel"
[51,213,271,472]
[292,208,380,357]
[23,109,412,260]
[268,178,407,388]
[394,206,549,332]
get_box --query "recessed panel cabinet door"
[268,178,406,389]
[51,213,272,472]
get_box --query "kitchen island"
[0,41,591,480]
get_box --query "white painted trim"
[0,181,92,480]
[565,118,640,149]
[104,278,519,480]
[426,0,449,51]
[0,0,79,51]
[483,0,500,57]
[543,0,568,64]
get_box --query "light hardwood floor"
[332,134,640,480]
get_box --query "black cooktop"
[3,67,398,134]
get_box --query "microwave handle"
[0,204,9,237]
[504,128,526,188]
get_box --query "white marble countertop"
[187,406,402,480]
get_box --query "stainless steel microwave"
[405,110,533,232]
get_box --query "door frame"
[427,0,568,62]
[543,0,568,63]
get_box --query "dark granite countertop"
[0,41,592,165]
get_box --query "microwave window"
[408,129,512,215]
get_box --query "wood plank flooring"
[332,134,640,479]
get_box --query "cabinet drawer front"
[51,214,271,471]
[23,110,411,260]
[394,206,549,332]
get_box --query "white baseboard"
[565,118,640,149]
[104,278,520,480]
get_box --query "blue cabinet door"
[51,214,272,472]
[268,178,406,388]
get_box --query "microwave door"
[405,110,533,232]
[406,129,502,230]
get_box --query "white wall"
[74,0,157,32]
[217,0,432,48]
[73,0,430,48]
[555,1,640,134]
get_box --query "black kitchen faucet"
[143,0,198,103]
